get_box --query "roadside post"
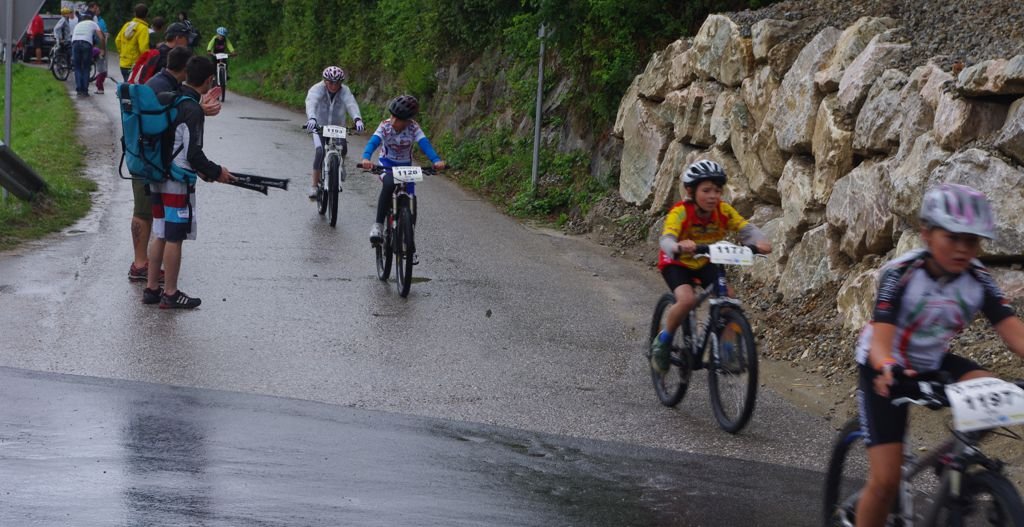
[530,23,546,194]
[0,0,48,203]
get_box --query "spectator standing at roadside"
[53,7,76,48]
[115,3,149,81]
[148,16,164,49]
[88,3,109,94]
[70,7,103,97]
[26,13,44,63]
[143,56,236,309]
[126,25,222,285]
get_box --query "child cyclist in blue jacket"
[358,95,446,246]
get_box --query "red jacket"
[28,15,43,36]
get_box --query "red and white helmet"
[322,66,346,83]
[919,183,996,239]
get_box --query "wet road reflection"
[0,367,819,526]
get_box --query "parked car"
[21,14,61,62]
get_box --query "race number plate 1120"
[946,377,1024,432]
[393,166,424,183]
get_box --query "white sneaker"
[307,186,317,199]
[369,223,383,245]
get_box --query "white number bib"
[392,166,424,183]
[322,125,347,139]
[707,242,754,266]
[214,53,229,60]
[946,378,1024,432]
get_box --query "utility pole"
[2,0,12,202]
[530,22,545,193]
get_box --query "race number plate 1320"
[946,377,1024,432]
[393,166,424,183]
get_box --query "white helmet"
[919,183,995,239]
[681,160,727,189]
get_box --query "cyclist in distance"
[852,183,1024,527]
[304,66,364,199]
[649,160,771,374]
[358,94,446,246]
[206,26,235,57]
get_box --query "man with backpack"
[115,3,149,81]
[142,56,236,309]
[127,26,224,285]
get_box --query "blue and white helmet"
[216,27,228,37]
[920,183,996,239]
[681,160,727,189]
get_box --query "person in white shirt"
[70,8,104,97]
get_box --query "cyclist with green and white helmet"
[206,26,235,56]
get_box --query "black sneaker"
[159,290,201,309]
[142,287,163,305]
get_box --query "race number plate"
[392,166,424,183]
[946,378,1024,432]
[322,125,347,139]
[215,53,229,60]
[707,242,754,266]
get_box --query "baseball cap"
[165,22,191,38]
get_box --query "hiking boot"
[369,223,383,245]
[650,336,671,374]
[159,290,201,309]
[307,186,317,200]
[142,287,163,305]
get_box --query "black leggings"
[375,173,416,224]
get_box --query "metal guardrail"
[0,142,46,200]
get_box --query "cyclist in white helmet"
[853,183,1024,527]
[304,66,364,199]
[650,159,771,374]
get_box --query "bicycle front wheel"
[394,207,414,298]
[218,65,227,101]
[823,418,870,527]
[707,307,758,433]
[648,293,691,407]
[51,54,69,81]
[928,470,1024,526]
[327,155,339,227]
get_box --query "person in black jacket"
[144,56,235,309]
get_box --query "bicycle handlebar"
[299,125,359,134]
[888,373,1024,410]
[365,165,439,176]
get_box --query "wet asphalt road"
[0,66,835,524]
[0,366,822,526]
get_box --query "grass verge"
[0,64,94,251]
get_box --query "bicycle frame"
[686,263,744,365]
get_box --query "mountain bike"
[212,53,228,102]
[824,375,1024,526]
[367,165,435,298]
[48,43,97,82]
[49,43,70,81]
[303,124,349,227]
[648,242,762,433]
